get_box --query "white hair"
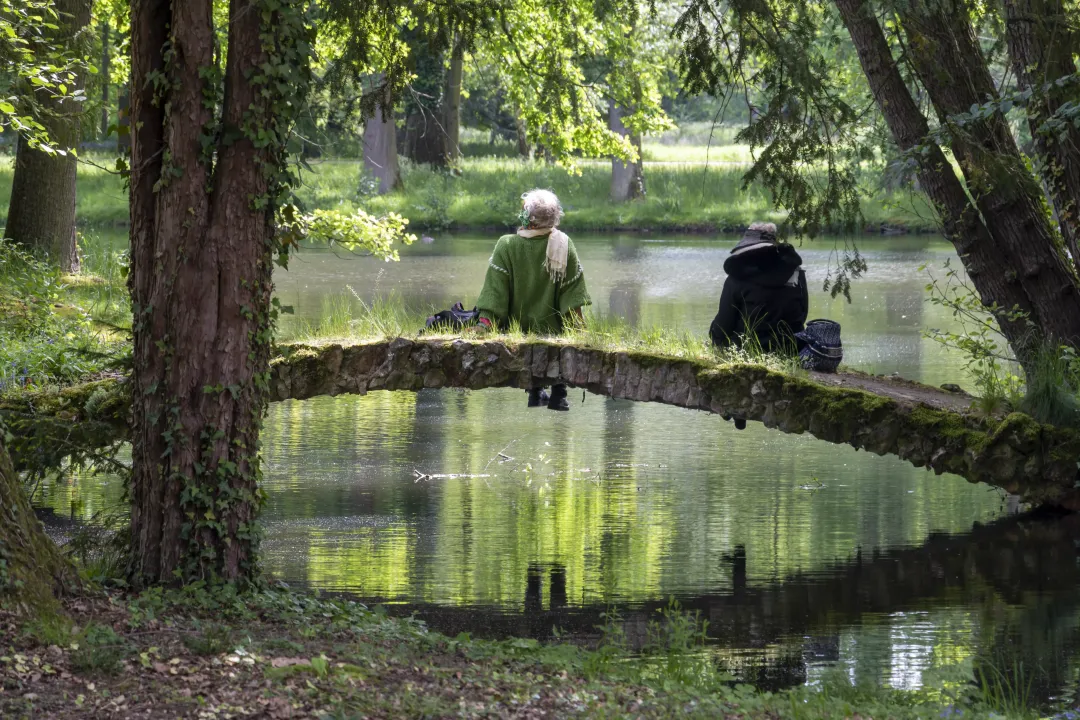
[748,221,777,234]
[521,189,563,229]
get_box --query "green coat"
[476,233,591,334]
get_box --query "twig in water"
[413,469,492,483]
[483,437,522,473]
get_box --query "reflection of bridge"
[371,510,1080,699]
[269,339,1080,506]
[6,338,1079,505]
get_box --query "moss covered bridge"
[6,337,1080,508]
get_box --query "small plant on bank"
[182,622,238,657]
[923,260,1080,427]
[923,259,1026,414]
[70,622,128,675]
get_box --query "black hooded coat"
[709,243,808,351]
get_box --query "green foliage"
[923,261,1080,427]
[675,0,874,240]
[297,208,417,262]
[5,579,1052,718]
[0,239,66,334]
[923,261,1026,413]
[965,659,1037,719]
[0,0,89,151]
[64,506,131,585]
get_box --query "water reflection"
[35,233,1077,704]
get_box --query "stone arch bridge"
[7,338,1080,507]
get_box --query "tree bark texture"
[4,0,92,272]
[834,0,1039,361]
[609,103,646,202]
[1002,0,1080,277]
[514,109,530,159]
[403,107,446,165]
[0,431,76,611]
[441,39,464,165]
[363,87,403,194]
[895,0,1080,351]
[129,0,292,585]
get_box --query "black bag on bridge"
[424,302,479,332]
[795,319,842,373]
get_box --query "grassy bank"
[0,149,938,235]
[308,156,937,233]
[0,583,1051,719]
[0,239,129,391]
[280,290,805,377]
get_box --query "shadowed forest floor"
[0,586,1047,719]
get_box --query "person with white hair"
[710,222,808,352]
[475,189,591,411]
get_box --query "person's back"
[710,222,808,352]
[475,189,591,410]
[477,232,588,334]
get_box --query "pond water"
[41,233,1080,704]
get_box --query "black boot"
[527,388,549,407]
[548,384,570,411]
[734,417,746,430]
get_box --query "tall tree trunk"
[441,38,464,165]
[363,86,403,194]
[128,0,306,585]
[0,431,77,611]
[100,20,111,140]
[834,0,1039,361]
[514,108,530,159]
[1002,0,1080,276]
[895,0,1080,352]
[4,0,92,273]
[609,102,645,202]
[403,107,444,164]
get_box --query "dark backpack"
[424,302,479,332]
[795,319,842,372]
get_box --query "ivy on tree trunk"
[127,0,312,585]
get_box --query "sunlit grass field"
[0,124,937,234]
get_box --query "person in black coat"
[710,222,808,352]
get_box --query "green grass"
[0,138,937,236]
[0,152,129,229]
[320,155,937,232]
[281,290,804,375]
[0,237,129,390]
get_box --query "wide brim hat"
[730,224,778,256]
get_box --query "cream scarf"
[517,227,569,283]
